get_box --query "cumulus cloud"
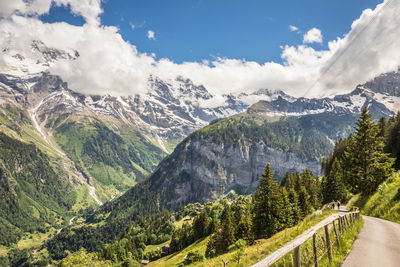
[303,28,323,44]
[289,25,299,32]
[0,0,399,100]
[0,0,102,25]
[147,30,155,40]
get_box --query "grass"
[148,209,336,266]
[175,218,194,228]
[17,227,59,250]
[276,215,363,267]
[145,241,170,254]
[71,185,98,212]
[349,172,400,224]
[0,245,7,256]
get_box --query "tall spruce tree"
[215,205,235,253]
[252,164,284,239]
[386,112,400,169]
[287,188,301,225]
[192,210,209,240]
[344,107,394,195]
[322,158,346,203]
[298,186,312,218]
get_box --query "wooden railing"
[251,211,361,267]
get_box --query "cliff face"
[141,112,357,210]
[151,135,321,209]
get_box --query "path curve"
[341,215,400,267]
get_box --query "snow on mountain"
[1,40,400,151]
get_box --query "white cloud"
[130,23,135,30]
[303,28,323,44]
[0,0,400,101]
[147,30,155,40]
[289,25,299,32]
[0,0,102,25]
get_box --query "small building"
[141,260,150,266]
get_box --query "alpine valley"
[1,40,400,262]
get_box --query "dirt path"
[341,216,400,267]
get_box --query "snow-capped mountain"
[1,40,400,153]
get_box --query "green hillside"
[51,115,166,201]
[0,132,75,246]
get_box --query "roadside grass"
[148,209,336,266]
[326,217,363,267]
[348,172,400,224]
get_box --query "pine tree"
[220,205,234,251]
[252,164,284,239]
[192,210,209,240]
[287,188,301,226]
[301,169,320,209]
[344,107,394,195]
[385,112,400,169]
[322,158,347,203]
[281,188,293,227]
[213,205,235,254]
[298,186,312,218]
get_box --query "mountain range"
[1,40,400,245]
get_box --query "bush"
[183,250,204,265]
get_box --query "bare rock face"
[162,137,321,208]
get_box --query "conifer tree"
[298,186,312,218]
[344,107,394,195]
[281,188,293,227]
[322,158,347,203]
[215,205,235,253]
[252,164,284,239]
[287,188,301,225]
[385,112,400,169]
[301,169,320,209]
[193,210,209,240]
[220,205,234,250]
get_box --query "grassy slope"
[148,210,336,267]
[350,172,400,223]
[0,105,94,249]
[51,115,167,202]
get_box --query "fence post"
[342,216,346,230]
[333,220,340,248]
[324,225,333,263]
[313,233,319,267]
[345,215,350,228]
[293,245,301,267]
[338,216,342,233]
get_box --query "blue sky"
[4,0,397,98]
[41,0,382,64]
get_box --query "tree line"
[322,107,395,201]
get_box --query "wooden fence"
[251,211,361,267]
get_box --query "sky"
[0,0,400,103]
[40,0,382,64]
